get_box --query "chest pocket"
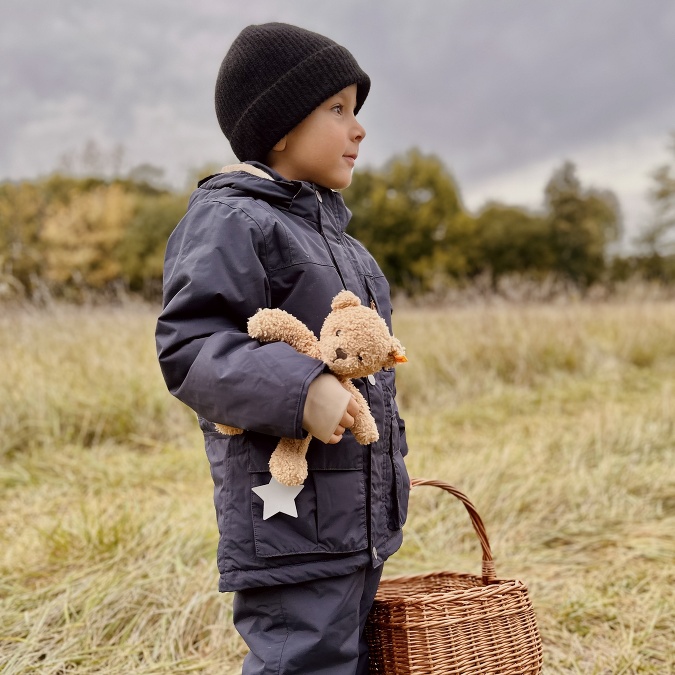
[269,217,335,269]
[286,229,335,267]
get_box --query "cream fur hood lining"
[219,163,339,193]
[220,163,273,181]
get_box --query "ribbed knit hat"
[215,23,370,162]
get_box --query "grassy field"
[1,297,673,674]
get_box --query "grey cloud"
[352,0,675,179]
[1,0,674,235]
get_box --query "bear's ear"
[385,337,408,368]
[331,290,361,311]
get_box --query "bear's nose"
[335,347,348,360]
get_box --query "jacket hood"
[194,161,350,228]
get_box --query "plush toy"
[215,290,407,486]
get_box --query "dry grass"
[1,298,674,673]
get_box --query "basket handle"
[410,478,497,584]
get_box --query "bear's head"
[319,290,406,379]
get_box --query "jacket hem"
[376,529,404,561]
[218,550,371,592]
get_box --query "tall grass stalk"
[1,298,673,673]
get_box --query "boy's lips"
[343,153,358,165]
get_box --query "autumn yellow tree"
[41,184,135,288]
[0,182,45,296]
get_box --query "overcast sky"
[3,0,675,244]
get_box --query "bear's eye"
[335,330,341,336]
[357,354,363,361]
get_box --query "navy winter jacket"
[156,163,410,591]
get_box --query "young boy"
[156,22,410,674]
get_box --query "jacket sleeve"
[155,198,325,438]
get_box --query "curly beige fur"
[215,290,406,486]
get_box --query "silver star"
[252,477,304,520]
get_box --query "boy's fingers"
[340,410,355,429]
[346,396,359,417]
[326,397,360,443]
[340,397,358,429]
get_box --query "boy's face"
[267,84,366,189]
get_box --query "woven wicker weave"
[366,479,543,674]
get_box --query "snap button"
[372,546,378,559]
[367,374,376,385]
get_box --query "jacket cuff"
[302,374,352,443]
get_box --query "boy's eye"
[331,104,343,115]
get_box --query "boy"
[156,22,410,674]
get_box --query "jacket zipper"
[316,189,377,563]
[315,189,347,289]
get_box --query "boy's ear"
[271,136,287,152]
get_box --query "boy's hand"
[326,396,359,444]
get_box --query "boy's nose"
[354,121,366,142]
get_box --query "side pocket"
[387,411,410,531]
[248,435,368,558]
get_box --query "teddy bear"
[215,290,407,486]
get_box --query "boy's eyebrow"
[326,89,356,105]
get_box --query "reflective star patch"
[252,477,304,520]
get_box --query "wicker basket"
[366,479,543,674]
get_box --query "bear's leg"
[344,385,379,444]
[269,435,312,486]
[214,423,244,435]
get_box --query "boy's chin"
[323,175,352,191]
[299,169,352,191]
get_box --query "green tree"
[640,133,675,256]
[117,192,187,293]
[544,161,621,286]
[473,203,553,284]
[345,149,473,293]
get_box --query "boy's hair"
[215,22,370,163]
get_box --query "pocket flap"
[247,433,363,473]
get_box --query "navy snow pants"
[233,565,384,674]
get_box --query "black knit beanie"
[215,22,370,162]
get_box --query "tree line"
[1,142,674,301]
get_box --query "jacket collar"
[196,162,351,231]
